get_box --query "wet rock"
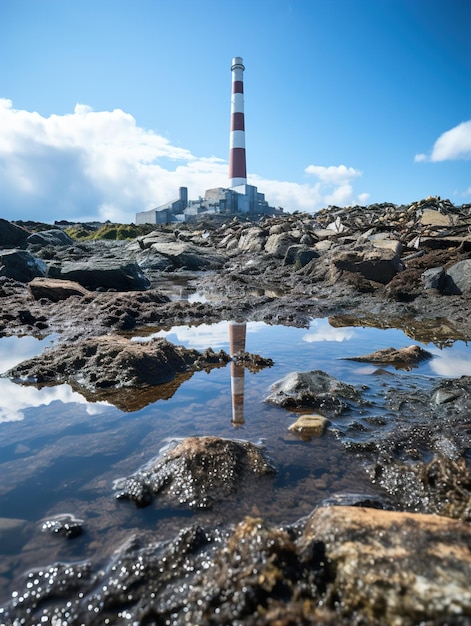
[0,249,47,282]
[27,229,74,247]
[265,370,361,413]
[299,505,471,626]
[29,277,89,301]
[114,436,276,508]
[48,258,151,291]
[345,344,432,369]
[4,336,231,406]
[288,413,329,439]
[0,219,29,248]
[231,349,274,373]
[41,514,84,539]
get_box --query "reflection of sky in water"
[0,380,108,424]
[303,319,357,343]
[0,335,108,423]
[1,319,470,420]
[133,320,267,349]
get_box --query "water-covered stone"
[114,436,276,508]
[288,414,329,439]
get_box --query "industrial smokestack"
[229,57,247,188]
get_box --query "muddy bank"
[1,198,471,624]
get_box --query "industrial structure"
[136,57,281,225]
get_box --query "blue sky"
[1,0,470,223]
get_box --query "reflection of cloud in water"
[0,379,109,424]
[133,321,267,350]
[0,335,57,373]
[429,347,471,377]
[303,319,356,343]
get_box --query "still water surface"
[0,318,470,602]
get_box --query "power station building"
[136,57,281,225]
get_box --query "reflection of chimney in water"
[229,321,247,426]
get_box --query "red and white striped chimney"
[229,57,247,188]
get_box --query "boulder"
[422,266,446,291]
[420,208,453,226]
[265,370,360,413]
[299,506,471,626]
[27,229,74,247]
[283,245,319,267]
[115,436,276,508]
[264,232,297,258]
[29,277,89,301]
[48,258,151,291]
[444,259,471,295]
[146,241,225,270]
[332,247,404,284]
[237,227,266,252]
[0,219,30,248]
[0,249,47,282]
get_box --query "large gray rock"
[444,259,471,295]
[27,229,74,247]
[332,247,403,284]
[237,227,266,252]
[0,249,47,282]
[48,258,150,291]
[0,219,30,248]
[265,370,360,413]
[422,266,446,291]
[264,232,297,258]
[283,244,319,267]
[146,241,225,270]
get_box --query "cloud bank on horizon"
[0,98,370,223]
[1,98,469,224]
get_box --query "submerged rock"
[266,370,361,413]
[114,436,276,508]
[41,514,84,539]
[288,414,329,439]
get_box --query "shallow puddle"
[0,318,470,603]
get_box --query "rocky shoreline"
[1,196,471,625]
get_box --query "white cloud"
[414,120,471,163]
[304,164,362,185]
[0,99,370,221]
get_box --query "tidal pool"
[0,318,470,604]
